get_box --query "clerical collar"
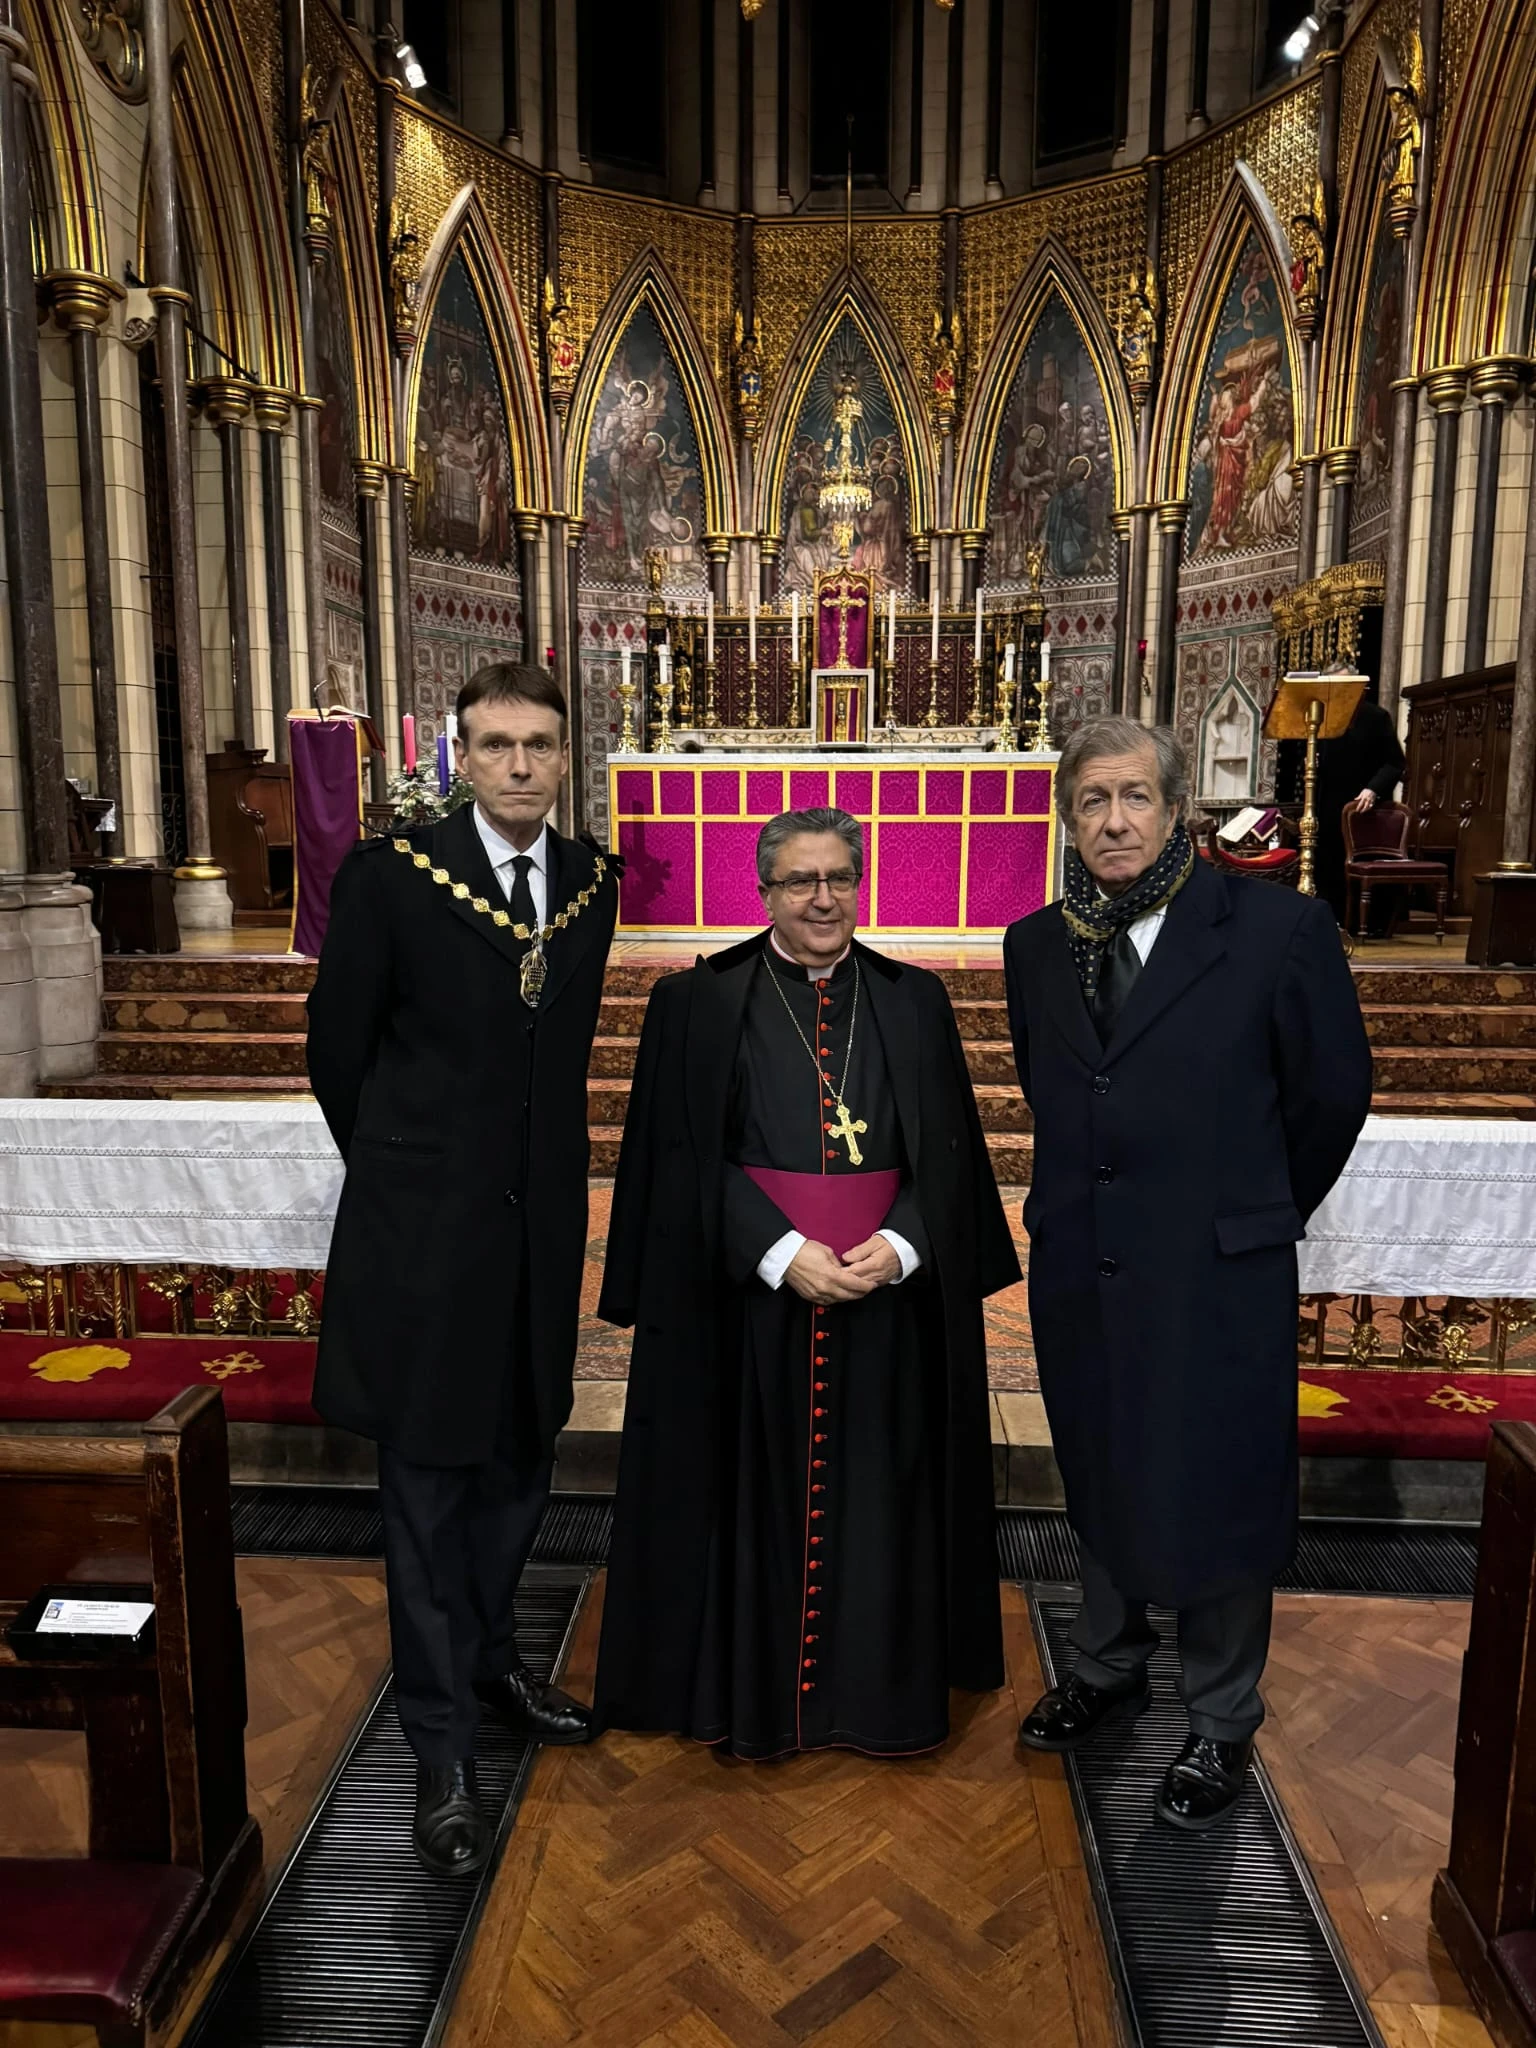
[767,928,853,984]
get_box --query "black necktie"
[1091,926,1142,1043]
[508,853,537,933]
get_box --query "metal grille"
[997,1509,1478,1599]
[231,1488,615,1568]
[187,1567,587,2048]
[1034,1596,1385,2048]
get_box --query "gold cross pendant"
[828,1099,868,1166]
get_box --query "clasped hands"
[785,1234,900,1304]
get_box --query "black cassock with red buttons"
[594,931,1019,1758]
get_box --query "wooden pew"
[208,741,295,919]
[1433,1421,1536,2048]
[0,1387,262,2046]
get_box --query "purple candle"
[436,732,449,794]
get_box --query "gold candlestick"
[616,671,638,753]
[1298,693,1323,897]
[1030,671,1053,752]
[746,660,761,730]
[965,642,985,727]
[880,645,897,727]
[655,678,674,753]
[788,654,804,727]
[924,658,942,728]
[702,659,719,729]
[995,671,1016,752]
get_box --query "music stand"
[1262,673,1366,897]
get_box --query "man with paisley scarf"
[1004,718,1370,1830]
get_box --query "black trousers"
[1068,1539,1273,1742]
[377,1431,553,1768]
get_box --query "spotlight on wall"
[395,41,428,90]
[1281,14,1320,62]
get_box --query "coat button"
[1096,1166,1115,1185]
[504,1190,521,1206]
[1092,1073,1111,1095]
[1098,1256,1118,1277]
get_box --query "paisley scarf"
[1061,822,1196,1001]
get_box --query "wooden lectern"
[1262,673,1366,897]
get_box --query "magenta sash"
[743,1166,901,1259]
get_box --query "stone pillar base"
[174,868,234,930]
[22,875,101,1082]
[0,884,40,1096]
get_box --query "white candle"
[446,712,458,759]
[659,642,670,688]
[974,589,983,663]
[748,592,757,664]
[1040,637,1052,681]
[705,592,714,665]
[930,586,939,662]
[886,590,896,662]
[620,642,631,690]
[791,589,800,664]
[1004,642,1016,684]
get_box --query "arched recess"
[317,90,390,467]
[564,251,735,548]
[1152,164,1304,514]
[755,274,935,541]
[1319,79,1394,457]
[1419,0,1536,363]
[404,185,549,515]
[954,238,1134,535]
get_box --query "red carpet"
[0,1332,321,1425]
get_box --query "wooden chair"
[208,741,295,919]
[1432,1422,1536,2048]
[1343,799,1449,940]
[0,1387,261,2046]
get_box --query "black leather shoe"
[413,1759,491,1877]
[1018,1672,1151,1753]
[1155,1735,1254,1831]
[474,1664,594,1745]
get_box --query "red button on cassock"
[811,1510,824,1519]
[808,1608,820,1619]
[802,1682,813,1692]
[814,1407,826,1417]
[812,1484,825,1493]
[815,1382,826,1392]
[812,1458,826,1468]
[810,1535,822,1546]
[814,1433,827,1443]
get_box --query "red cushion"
[0,1858,204,2025]
[1492,1929,1536,2032]
[1217,847,1298,872]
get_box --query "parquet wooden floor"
[0,1556,389,2048]
[1259,1593,1490,2048]
[445,1577,1122,2048]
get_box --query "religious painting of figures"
[579,305,706,589]
[1353,214,1403,516]
[778,317,909,592]
[1185,234,1297,559]
[410,253,514,567]
[311,247,357,513]
[985,294,1115,583]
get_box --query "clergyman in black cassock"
[594,807,1018,1758]
[307,664,617,1876]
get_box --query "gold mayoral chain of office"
[765,955,869,1165]
[391,837,608,1009]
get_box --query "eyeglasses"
[767,869,860,903]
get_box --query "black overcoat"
[594,933,1020,1726]
[1004,858,1371,1606]
[306,803,617,1466]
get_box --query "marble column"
[565,518,585,834]
[204,376,257,750]
[255,387,294,759]
[52,270,124,853]
[1463,357,1523,673]
[704,535,730,608]
[354,460,387,800]
[759,536,781,604]
[1504,404,1536,871]
[1325,447,1357,566]
[912,536,932,605]
[388,467,414,718]
[1111,511,1131,708]
[1419,370,1467,685]
[514,510,543,660]
[1152,503,1185,726]
[144,0,231,925]
[0,884,38,1095]
[960,531,986,607]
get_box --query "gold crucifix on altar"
[825,576,867,669]
[812,564,875,744]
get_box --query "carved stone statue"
[387,199,420,345]
[542,276,578,415]
[1118,262,1159,405]
[930,308,963,433]
[733,307,765,441]
[300,63,336,256]
[1384,33,1424,236]
[1289,177,1327,339]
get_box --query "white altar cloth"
[0,1103,1531,1296]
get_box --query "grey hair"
[756,807,865,888]
[1055,717,1190,822]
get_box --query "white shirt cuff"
[878,1228,921,1282]
[757,1229,807,1289]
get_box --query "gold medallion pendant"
[519,945,547,1009]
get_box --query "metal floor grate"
[1033,1595,1385,2048]
[188,1567,588,2048]
[231,1485,615,1568]
[996,1509,1478,1599]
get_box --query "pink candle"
[402,713,416,774]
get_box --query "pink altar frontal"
[607,751,1059,937]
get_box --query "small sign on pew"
[6,1583,156,1659]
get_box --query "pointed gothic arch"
[755,276,935,539]
[405,186,550,514]
[1319,78,1395,456]
[565,252,735,540]
[954,238,1134,533]
[20,0,108,278]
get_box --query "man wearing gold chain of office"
[595,807,1018,1758]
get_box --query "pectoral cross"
[829,1099,868,1166]
[825,577,867,669]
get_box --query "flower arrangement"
[384,764,473,829]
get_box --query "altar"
[608,749,1060,938]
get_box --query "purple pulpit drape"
[289,713,365,958]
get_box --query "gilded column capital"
[251,386,294,432]
[1470,356,1525,408]
[353,459,388,499]
[565,517,587,548]
[293,393,324,413]
[759,535,781,562]
[45,269,122,332]
[512,510,545,542]
[958,528,987,561]
[1322,448,1359,483]
[147,283,193,311]
[1424,369,1469,414]
[910,534,932,562]
[1111,510,1133,541]
[200,376,255,428]
[702,534,732,564]
[1156,500,1189,533]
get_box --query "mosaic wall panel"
[1173,553,1291,801]
[560,188,736,386]
[395,108,542,328]
[411,250,515,567]
[578,302,708,595]
[777,316,909,593]
[1042,592,1119,740]
[410,557,524,746]
[753,219,941,418]
[577,608,648,839]
[312,243,358,519]
[1339,0,1417,193]
[322,513,365,707]
[1185,232,1297,561]
[308,4,378,224]
[1350,211,1404,551]
[985,292,1116,588]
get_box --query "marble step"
[1368,1089,1536,1118]
[103,991,311,1035]
[1350,966,1536,1005]
[1361,1003,1536,1047]
[42,1074,314,1100]
[103,955,315,995]
[97,1031,310,1078]
[1368,1045,1536,1092]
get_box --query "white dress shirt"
[1126,904,1167,963]
[474,806,550,927]
[755,933,921,1291]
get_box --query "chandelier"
[818,376,870,560]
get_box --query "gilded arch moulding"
[1152,164,1306,503]
[23,0,109,277]
[1318,80,1394,457]
[403,184,550,515]
[562,251,738,542]
[952,237,1136,533]
[753,274,936,540]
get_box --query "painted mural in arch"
[985,293,1116,585]
[778,318,908,593]
[580,304,706,592]
[311,246,357,516]
[1185,234,1296,560]
[1350,211,1404,546]
[411,252,514,568]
